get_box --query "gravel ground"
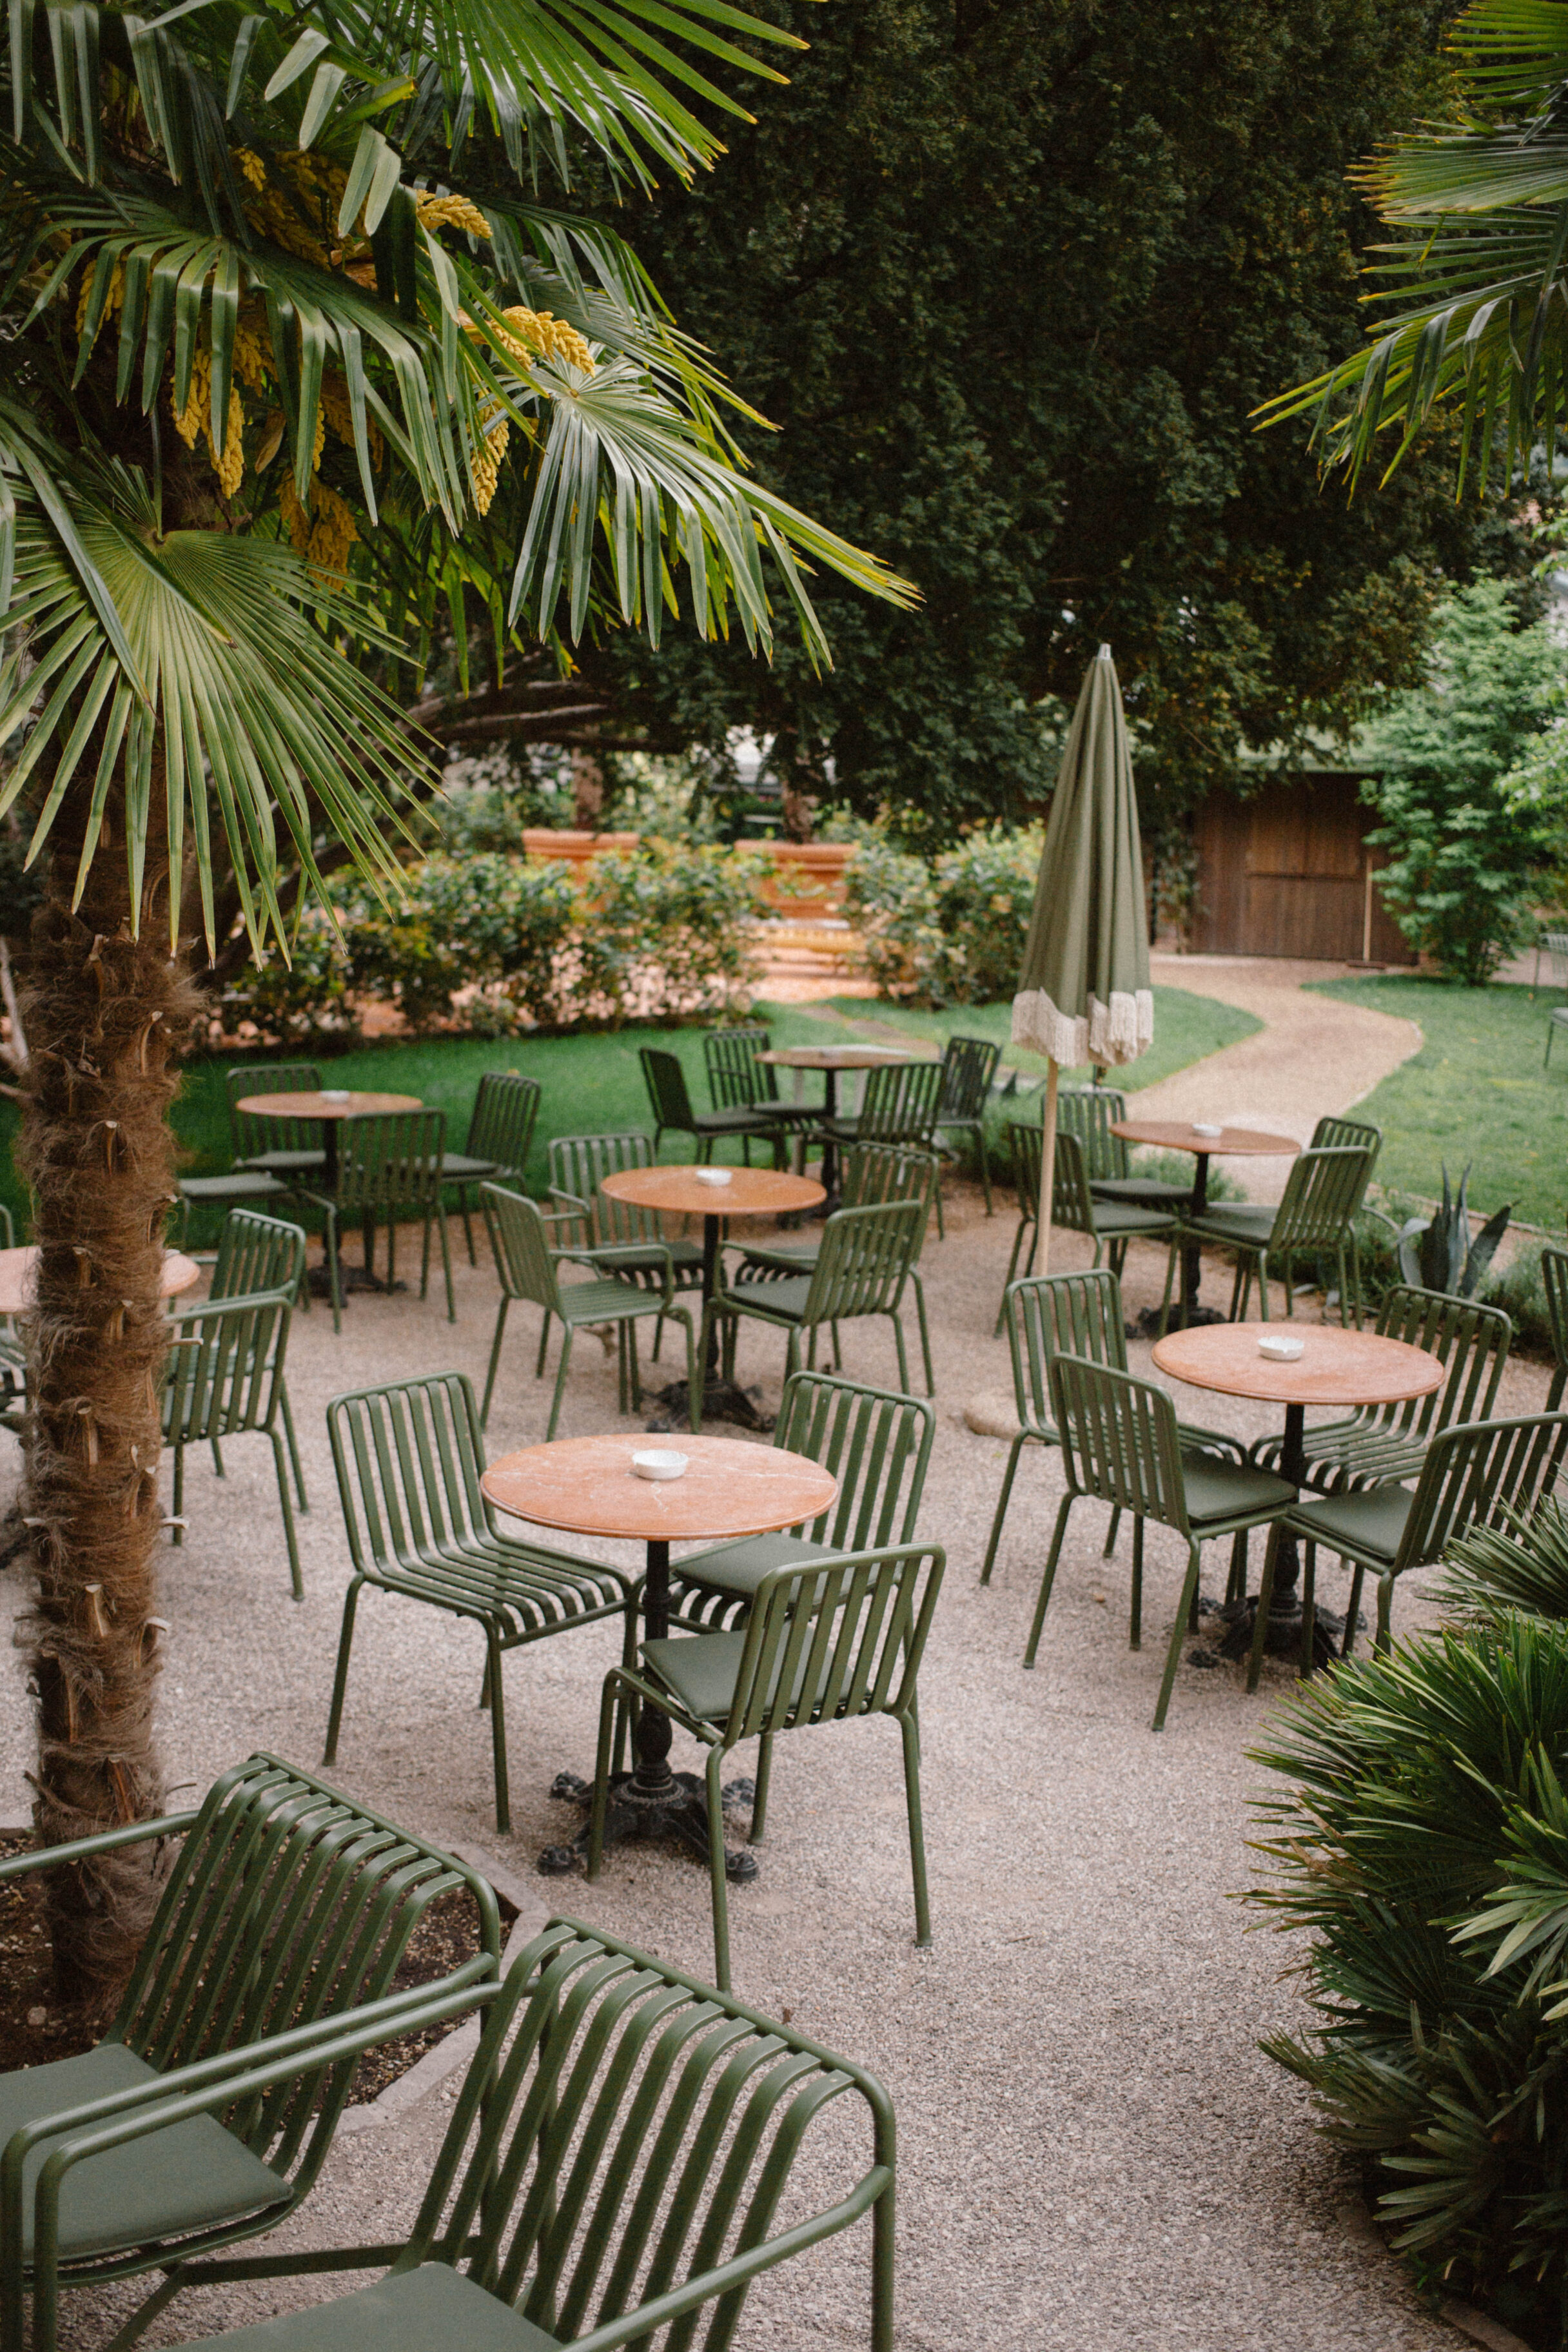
[0,1155,1518,2352]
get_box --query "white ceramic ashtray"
[1258,1334,1304,1361]
[632,1449,688,1481]
[320,1088,351,1103]
[694,1167,733,1187]
[1191,1122,1224,1138]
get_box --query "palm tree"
[0,0,912,1998]
[1260,0,1568,493]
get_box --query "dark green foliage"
[1250,1619,1568,2347]
[843,828,1043,1003]
[1438,1498,1568,1627]
[576,0,1532,841]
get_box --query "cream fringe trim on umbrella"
[1011,986,1153,1070]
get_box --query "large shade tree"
[0,0,908,1997]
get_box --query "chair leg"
[325,1205,344,1334]
[486,1624,511,1834]
[1300,1541,1317,1677]
[460,1186,477,1268]
[1335,1245,1349,1330]
[1257,1253,1271,1322]
[1342,1563,1365,1656]
[1248,1524,1283,1692]
[934,1182,945,1243]
[279,1378,308,1510]
[830,1317,844,1371]
[750,1730,774,1843]
[322,1577,363,1766]
[1103,1505,1121,1560]
[1157,1241,1179,1340]
[978,1127,993,1216]
[911,1271,935,1395]
[980,1431,1029,1584]
[481,1297,511,1427]
[587,1672,623,1883]
[899,1705,932,1949]
[436,1206,455,1321]
[1374,1571,1395,1654]
[890,1311,911,1395]
[1227,1529,1248,1606]
[1153,1539,1203,1732]
[172,1440,185,1544]
[627,1319,644,1412]
[1023,1495,1075,1667]
[546,1326,575,1442]
[705,1744,734,1994]
[211,1436,225,1478]
[1130,1515,1144,1650]
[269,1429,304,1602]
[535,1309,551,1378]
[417,1206,429,1298]
[995,1219,1030,1337]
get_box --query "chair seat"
[738,1240,819,1277]
[1186,1204,1278,1244]
[1090,1177,1193,1208]
[0,2041,288,2262]
[672,1530,841,1600]
[557,1275,674,1324]
[181,2261,556,2351]
[1286,1480,1415,1566]
[723,1276,813,1325]
[238,1150,325,1177]
[1084,1202,1179,1239]
[1179,1453,1295,1529]
[179,1171,292,1204]
[440,1152,502,1182]
[696,1107,778,1134]
[589,1240,705,1282]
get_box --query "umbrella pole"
[1037,1057,1059,1280]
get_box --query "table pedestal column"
[539,1538,759,1880]
[646,1217,774,1435]
[1211,1402,1346,1672]
[1134,1153,1224,1337]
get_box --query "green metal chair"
[155,1917,896,2352]
[993,1124,1182,1338]
[1250,1283,1512,1492]
[162,1278,308,1599]
[980,1268,1248,1584]
[202,1207,310,1482]
[1253,1408,1568,1676]
[324,1372,632,1833]
[639,1045,780,1164]
[1058,1084,1193,1211]
[440,1070,542,1266]
[1543,1241,1568,1410]
[933,1033,1001,1215]
[295,1110,455,1333]
[227,1065,325,1177]
[703,1025,817,1152]
[479,1184,695,1436]
[544,1130,705,1351]
[700,1197,932,1421]
[818,1057,943,1159]
[1025,1353,1297,1729]
[1182,1142,1375,1326]
[594,1542,945,1990]
[0,1753,500,2352]
[736,1141,938,1360]
[1307,1115,1381,1313]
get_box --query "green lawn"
[1312,975,1568,1231]
[0,986,1263,1245]
[819,985,1261,1090]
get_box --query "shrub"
[844,826,1043,1006]
[585,839,769,1023]
[222,908,357,1047]
[1250,1616,1568,2349]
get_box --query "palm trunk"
[16,776,201,2004]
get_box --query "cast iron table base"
[645,1376,773,1433]
[539,1769,759,1880]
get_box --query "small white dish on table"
[320,1088,351,1104]
[1258,1334,1304,1361]
[631,1449,688,1482]
[694,1168,732,1187]
[1191,1122,1223,1138]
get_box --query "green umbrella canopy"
[1012,646,1152,1070]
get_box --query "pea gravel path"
[0,1184,1510,2352]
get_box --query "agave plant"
[1249,1618,1568,2346]
[0,0,912,1994]
[1396,1165,1511,1300]
[1437,1497,1568,1626]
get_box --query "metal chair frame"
[226,1065,324,1179]
[480,1184,695,1437]
[703,1026,818,1138]
[1056,1084,1193,1211]
[1543,1242,1568,1411]
[933,1034,1001,1217]
[545,1132,705,1366]
[594,1543,945,1991]
[1183,1143,1375,1326]
[324,1371,632,1832]
[640,1046,781,1165]
[1026,1353,1296,1729]
[1542,930,1568,1065]
[0,1754,500,2352]
[440,1071,542,1266]
[162,1280,308,1599]
[736,1142,938,1355]
[295,1110,455,1333]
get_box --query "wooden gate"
[1187,773,1413,963]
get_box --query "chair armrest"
[0,1809,202,1886]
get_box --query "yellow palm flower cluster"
[415,191,492,240]
[279,470,359,582]
[470,413,509,515]
[171,348,245,498]
[458,306,593,511]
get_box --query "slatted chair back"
[482,1186,565,1318]
[1010,1115,1044,1215]
[228,1064,320,1164]
[110,1754,499,2198]
[1397,1411,1568,1571]
[704,1025,778,1110]
[1265,1144,1375,1254]
[855,1058,943,1146]
[328,1370,501,1585]
[466,1070,541,1177]
[547,1130,659,1250]
[1367,1284,1513,1444]
[1048,1352,1192,1533]
[1309,1112,1382,1163]
[210,1210,307,1304]
[721,1544,944,1747]
[1544,1243,1568,1411]
[1049,1126,1102,1239]
[329,1110,446,1213]
[1008,1268,1128,1430]
[842,1142,941,1251]
[402,1917,895,2351]
[163,1290,293,1446]
[774,1369,934,1551]
[800,1200,925,1326]
[1057,1085,1130,1181]
[640,1045,698,1137]
[937,1034,999,1124]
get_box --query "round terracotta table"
[1112,1119,1299,1329]
[757,1045,916,1202]
[1153,1320,1442,1665]
[0,1246,201,1317]
[237,1090,424,1301]
[483,1432,837,1876]
[598,1165,825,1429]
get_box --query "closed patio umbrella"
[1012,645,1152,1273]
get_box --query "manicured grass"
[0,986,1262,1246]
[821,985,1261,1090]
[1312,975,1568,1231]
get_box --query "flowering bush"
[845,825,1043,1004]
